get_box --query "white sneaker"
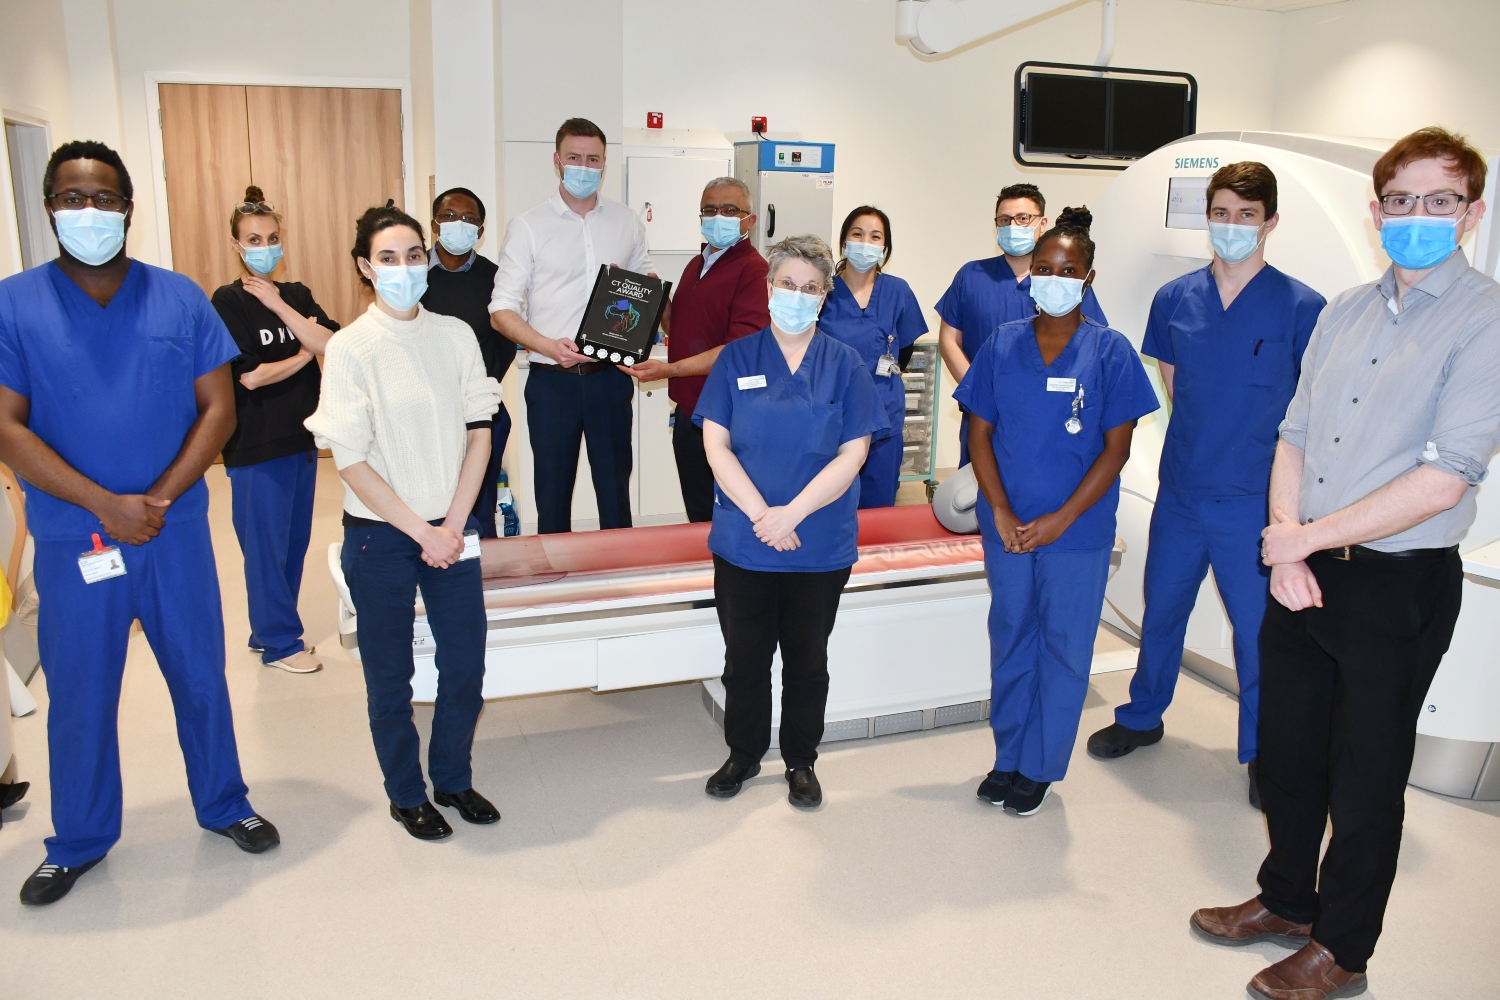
[265,650,322,674]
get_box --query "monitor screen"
[1023,72,1192,160]
[1112,81,1191,157]
[1165,176,1211,230]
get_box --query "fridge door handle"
[766,203,775,240]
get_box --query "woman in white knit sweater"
[305,203,502,842]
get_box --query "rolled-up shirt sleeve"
[461,339,503,427]
[1420,318,1500,485]
[304,338,373,469]
[489,218,534,317]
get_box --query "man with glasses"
[621,177,768,521]
[422,186,513,537]
[1191,127,1500,1000]
[935,183,1107,465]
[0,141,278,906]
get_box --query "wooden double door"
[158,84,403,326]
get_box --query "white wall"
[432,0,499,260]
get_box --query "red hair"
[1373,127,1487,200]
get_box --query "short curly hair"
[44,140,133,201]
[765,234,835,293]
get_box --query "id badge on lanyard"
[458,529,481,562]
[78,533,126,584]
[874,333,899,378]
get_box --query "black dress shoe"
[434,788,501,825]
[0,780,28,829]
[20,856,103,906]
[212,814,280,853]
[1087,722,1165,760]
[705,759,760,799]
[1248,760,1263,811]
[786,765,822,808]
[390,801,453,840]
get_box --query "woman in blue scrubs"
[817,206,928,507]
[953,208,1159,816]
[212,187,339,674]
[936,184,1108,465]
[695,234,888,809]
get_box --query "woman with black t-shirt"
[211,186,339,674]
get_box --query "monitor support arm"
[896,0,1115,61]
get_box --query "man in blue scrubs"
[936,183,1107,465]
[0,142,278,906]
[1087,163,1326,809]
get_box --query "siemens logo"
[1175,157,1220,170]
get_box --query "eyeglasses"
[771,276,824,296]
[435,210,482,225]
[47,190,129,212]
[1378,192,1469,217]
[996,213,1040,227]
[234,200,277,215]
[700,204,750,218]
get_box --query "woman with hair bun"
[952,207,1160,817]
[212,185,339,675]
[304,202,502,842]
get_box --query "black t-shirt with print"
[211,279,340,467]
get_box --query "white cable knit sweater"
[305,304,502,522]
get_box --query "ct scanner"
[1090,131,1500,800]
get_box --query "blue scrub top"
[0,261,240,541]
[935,256,1108,361]
[953,317,1159,551]
[694,327,889,572]
[817,272,928,423]
[1143,265,1324,498]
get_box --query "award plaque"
[573,265,672,367]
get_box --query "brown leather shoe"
[1190,897,1312,948]
[1249,940,1368,999]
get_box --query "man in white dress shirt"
[489,118,654,533]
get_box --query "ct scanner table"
[330,506,999,745]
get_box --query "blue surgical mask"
[53,207,126,266]
[1029,275,1087,317]
[843,241,886,273]
[1208,222,1263,265]
[438,220,480,255]
[997,225,1037,257]
[561,164,603,199]
[1381,216,1459,270]
[238,242,283,276]
[768,286,822,335]
[370,264,428,312]
[701,215,743,250]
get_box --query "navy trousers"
[341,519,487,808]
[36,515,254,866]
[470,404,513,538]
[226,449,317,663]
[1116,490,1270,762]
[524,364,633,534]
[857,420,903,509]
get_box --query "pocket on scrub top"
[148,334,193,393]
[807,402,844,459]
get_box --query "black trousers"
[714,555,850,768]
[525,364,633,534]
[470,403,513,538]
[672,413,715,523]
[1256,547,1462,973]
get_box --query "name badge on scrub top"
[459,529,481,562]
[738,375,767,390]
[1047,377,1077,392]
[78,532,126,584]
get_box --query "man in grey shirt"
[1191,127,1500,1000]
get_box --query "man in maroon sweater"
[621,177,769,521]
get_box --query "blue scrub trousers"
[958,411,971,469]
[857,420,903,509]
[470,404,513,538]
[341,519,487,808]
[525,365,633,534]
[984,538,1112,783]
[226,449,317,663]
[1116,490,1270,763]
[36,515,254,866]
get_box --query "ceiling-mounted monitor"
[1015,62,1197,171]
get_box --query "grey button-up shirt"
[1279,249,1500,551]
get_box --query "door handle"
[766,204,776,240]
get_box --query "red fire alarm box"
[751,116,767,134]
[646,112,664,129]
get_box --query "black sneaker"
[212,814,281,853]
[1248,760,1263,811]
[1086,722,1165,760]
[976,770,1016,805]
[19,857,103,906]
[786,766,822,808]
[1004,777,1052,816]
